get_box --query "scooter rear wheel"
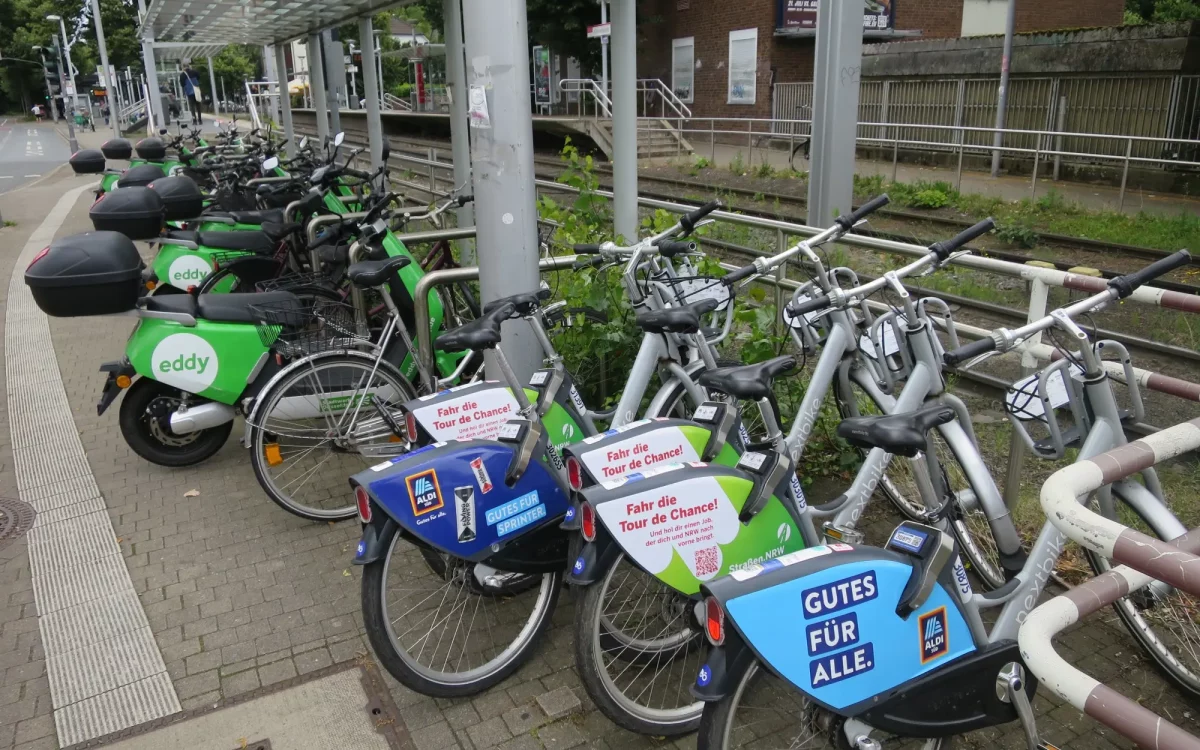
[119,377,233,467]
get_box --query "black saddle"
[225,208,286,225]
[143,290,301,324]
[483,288,551,317]
[837,403,957,458]
[195,229,277,254]
[697,355,796,401]
[346,256,412,287]
[635,298,720,335]
[435,301,517,353]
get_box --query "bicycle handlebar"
[786,295,831,317]
[834,194,890,231]
[679,200,721,233]
[656,240,697,258]
[929,218,995,262]
[942,336,996,367]
[456,194,474,207]
[572,244,602,254]
[1108,250,1191,299]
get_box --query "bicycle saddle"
[346,256,412,288]
[195,229,276,254]
[836,403,956,458]
[143,291,301,324]
[697,355,797,401]
[435,301,517,353]
[635,298,720,335]
[482,288,551,317]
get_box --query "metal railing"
[245,80,280,131]
[637,78,692,120]
[1021,419,1200,750]
[775,75,1200,163]
[558,78,612,118]
[383,92,412,112]
[671,115,1200,210]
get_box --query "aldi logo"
[919,607,948,664]
[406,470,444,516]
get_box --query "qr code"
[694,546,720,577]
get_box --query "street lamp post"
[49,33,78,151]
[87,0,120,139]
[31,45,58,122]
[46,15,78,116]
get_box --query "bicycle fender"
[702,544,978,717]
[351,511,397,566]
[242,349,413,448]
[564,528,621,586]
[350,439,568,565]
[691,628,756,703]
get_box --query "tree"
[1125,0,1200,23]
[195,45,261,105]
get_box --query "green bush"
[754,162,775,179]
[995,221,1039,248]
[910,189,951,209]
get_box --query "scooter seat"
[635,298,720,335]
[697,355,797,401]
[196,229,275,254]
[837,403,957,459]
[229,209,285,225]
[143,291,301,324]
[434,301,516,352]
[165,230,196,242]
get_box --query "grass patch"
[2,220,15,228]
[852,177,1200,252]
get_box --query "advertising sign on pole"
[532,45,551,106]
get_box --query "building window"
[727,28,757,105]
[672,37,695,104]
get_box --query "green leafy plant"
[754,162,775,179]
[729,152,746,175]
[693,156,712,170]
[995,220,1039,248]
[910,188,951,209]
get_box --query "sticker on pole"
[587,22,611,38]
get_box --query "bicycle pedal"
[996,664,1040,750]
[822,523,864,545]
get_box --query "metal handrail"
[1020,420,1200,750]
[636,78,692,120]
[383,92,412,112]
[558,78,611,118]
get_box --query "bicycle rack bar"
[413,251,580,391]
[1021,418,1200,750]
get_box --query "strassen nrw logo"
[406,470,444,516]
[777,523,792,544]
[919,606,949,663]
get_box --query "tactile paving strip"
[5,182,180,746]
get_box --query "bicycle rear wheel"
[698,659,948,750]
[248,352,417,521]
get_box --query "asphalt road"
[0,118,72,193]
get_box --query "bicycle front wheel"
[697,659,949,750]
[248,352,417,521]
[1087,502,1200,699]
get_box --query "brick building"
[636,0,1125,119]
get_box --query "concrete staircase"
[583,118,693,159]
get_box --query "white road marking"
[0,176,12,180]
[24,174,41,178]
[5,181,181,745]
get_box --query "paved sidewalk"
[1,154,1197,750]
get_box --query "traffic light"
[40,51,61,95]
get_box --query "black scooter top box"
[89,187,165,240]
[101,138,133,160]
[24,231,144,317]
[149,175,205,221]
[69,149,106,175]
[117,163,167,189]
[135,136,167,161]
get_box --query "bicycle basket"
[249,297,367,355]
[660,274,732,311]
[209,250,257,268]
[254,272,328,293]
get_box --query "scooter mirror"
[299,136,309,149]
[262,156,280,172]
[334,132,345,147]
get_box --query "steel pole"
[323,30,343,135]
[610,0,638,241]
[444,0,474,254]
[990,0,1017,177]
[307,33,329,141]
[56,18,80,115]
[807,0,862,226]
[206,56,219,117]
[275,44,295,156]
[600,0,609,100]
[358,17,384,168]
[89,0,119,138]
[137,0,164,129]
[51,36,78,150]
[462,0,543,380]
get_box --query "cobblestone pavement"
[1,146,1198,750]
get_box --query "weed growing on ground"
[729,151,746,175]
[754,161,775,179]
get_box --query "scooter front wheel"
[362,522,559,697]
[119,378,233,467]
